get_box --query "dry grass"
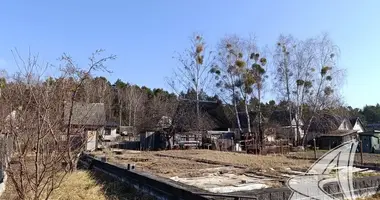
[156,150,313,170]
[288,150,380,166]
[358,193,380,200]
[1,171,108,200]
[93,150,220,178]
[49,171,107,200]
[1,170,152,200]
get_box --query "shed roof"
[320,130,357,137]
[106,121,118,127]
[268,110,295,126]
[308,114,347,133]
[359,130,380,136]
[64,102,106,126]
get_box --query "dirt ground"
[89,149,380,194]
[91,149,314,178]
[287,150,380,166]
[91,149,313,193]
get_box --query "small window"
[104,129,111,135]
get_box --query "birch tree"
[273,35,296,144]
[211,36,244,132]
[212,35,266,135]
[273,33,343,146]
[302,33,343,146]
[251,53,267,146]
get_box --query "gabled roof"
[64,102,106,126]
[349,117,358,127]
[199,101,232,129]
[238,111,269,128]
[105,121,118,127]
[237,111,255,128]
[173,100,232,131]
[268,110,296,126]
[308,114,347,133]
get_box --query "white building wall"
[103,127,119,141]
[338,119,352,130]
[353,122,364,133]
[86,130,98,151]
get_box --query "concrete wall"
[77,154,209,200]
[78,154,380,200]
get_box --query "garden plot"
[90,149,380,194]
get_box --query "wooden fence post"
[360,139,363,165]
[313,138,317,159]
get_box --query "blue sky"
[0,0,379,108]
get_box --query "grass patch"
[358,193,380,200]
[49,171,107,200]
[353,172,380,178]
[1,170,153,200]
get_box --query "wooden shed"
[139,131,166,150]
[317,130,358,150]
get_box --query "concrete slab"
[170,173,269,193]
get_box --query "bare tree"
[60,49,116,171]
[123,85,144,126]
[0,49,115,200]
[1,51,69,200]
[140,92,178,149]
[168,34,215,131]
[302,34,344,146]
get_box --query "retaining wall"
[78,154,210,200]
[78,153,380,200]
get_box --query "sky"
[0,0,379,108]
